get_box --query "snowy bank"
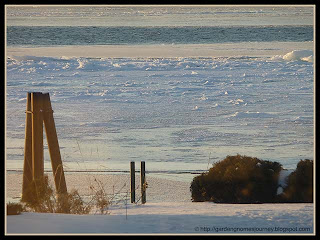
[5,172,314,234]
[6,202,314,234]
[283,50,313,62]
[271,49,313,62]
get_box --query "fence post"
[42,93,67,194]
[130,161,135,203]
[31,92,44,180]
[141,161,146,204]
[22,92,32,200]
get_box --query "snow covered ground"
[6,202,314,234]
[5,173,314,235]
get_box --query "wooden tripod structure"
[22,92,67,199]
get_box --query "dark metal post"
[141,161,146,204]
[130,161,135,203]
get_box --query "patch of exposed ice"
[113,63,121,68]
[229,111,275,119]
[199,94,208,101]
[77,58,87,69]
[228,99,245,105]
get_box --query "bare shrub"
[21,175,56,213]
[88,177,110,214]
[21,174,110,214]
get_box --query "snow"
[5,172,314,234]
[6,202,314,234]
[282,50,313,62]
[277,169,294,190]
[271,49,313,63]
[229,111,275,119]
[6,173,192,203]
[276,187,283,195]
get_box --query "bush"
[280,159,313,203]
[21,175,57,213]
[7,202,24,215]
[57,189,92,214]
[21,174,110,214]
[190,155,282,203]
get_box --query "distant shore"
[6,41,313,58]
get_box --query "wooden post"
[22,91,68,208]
[130,161,135,203]
[22,92,32,200]
[141,161,146,204]
[42,93,67,194]
[31,92,44,180]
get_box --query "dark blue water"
[7,25,313,46]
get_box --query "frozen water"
[6,47,314,175]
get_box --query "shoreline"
[6,172,192,203]
[6,41,313,58]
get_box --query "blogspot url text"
[194,226,312,233]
